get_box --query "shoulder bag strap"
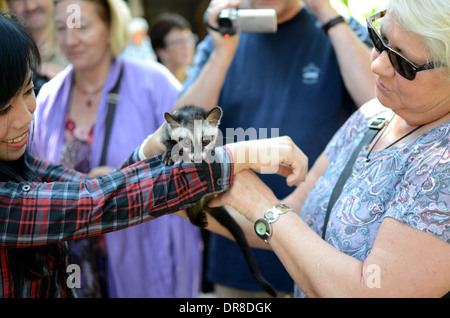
[322,116,389,240]
[99,65,124,166]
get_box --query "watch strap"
[322,15,346,34]
[255,204,293,244]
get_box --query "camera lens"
[218,17,232,28]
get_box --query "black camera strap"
[99,65,124,166]
[203,9,236,36]
[322,116,389,240]
[203,9,220,32]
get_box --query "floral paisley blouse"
[296,100,450,296]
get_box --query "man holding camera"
[176,0,375,298]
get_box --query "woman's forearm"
[265,212,365,297]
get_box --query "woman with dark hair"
[0,12,41,168]
[150,12,197,83]
[0,11,307,298]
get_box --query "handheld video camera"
[205,8,277,36]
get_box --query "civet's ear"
[207,106,223,126]
[164,112,180,129]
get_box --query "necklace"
[74,80,104,107]
[365,114,425,163]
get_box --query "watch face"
[254,219,270,242]
[255,221,267,236]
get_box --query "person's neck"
[164,61,187,83]
[401,111,450,132]
[277,2,303,24]
[73,57,112,91]
[172,67,187,83]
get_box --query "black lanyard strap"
[99,65,124,166]
[322,116,388,240]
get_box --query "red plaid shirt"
[0,147,233,297]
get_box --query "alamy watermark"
[365,264,381,289]
[167,121,282,174]
[66,4,82,29]
[66,264,81,289]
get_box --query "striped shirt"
[0,147,233,297]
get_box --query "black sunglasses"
[367,10,439,81]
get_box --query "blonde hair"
[42,2,63,64]
[103,0,131,57]
[0,0,7,10]
[54,0,131,57]
[387,0,450,81]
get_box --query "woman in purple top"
[30,0,202,298]
[204,0,450,297]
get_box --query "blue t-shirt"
[183,7,370,293]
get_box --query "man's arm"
[305,0,376,107]
[175,0,241,109]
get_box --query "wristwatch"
[254,204,293,244]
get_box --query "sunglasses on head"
[366,10,440,81]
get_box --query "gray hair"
[387,0,450,81]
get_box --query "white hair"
[387,0,450,81]
[128,17,149,34]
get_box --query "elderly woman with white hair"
[202,0,450,298]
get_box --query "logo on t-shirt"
[302,63,321,85]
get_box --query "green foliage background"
[332,0,390,24]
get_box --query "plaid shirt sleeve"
[0,147,233,248]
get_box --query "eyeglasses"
[165,34,198,47]
[366,10,440,80]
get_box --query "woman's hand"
[227,136,308,187]
[209,169,279,222]
[141,127,309,188]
